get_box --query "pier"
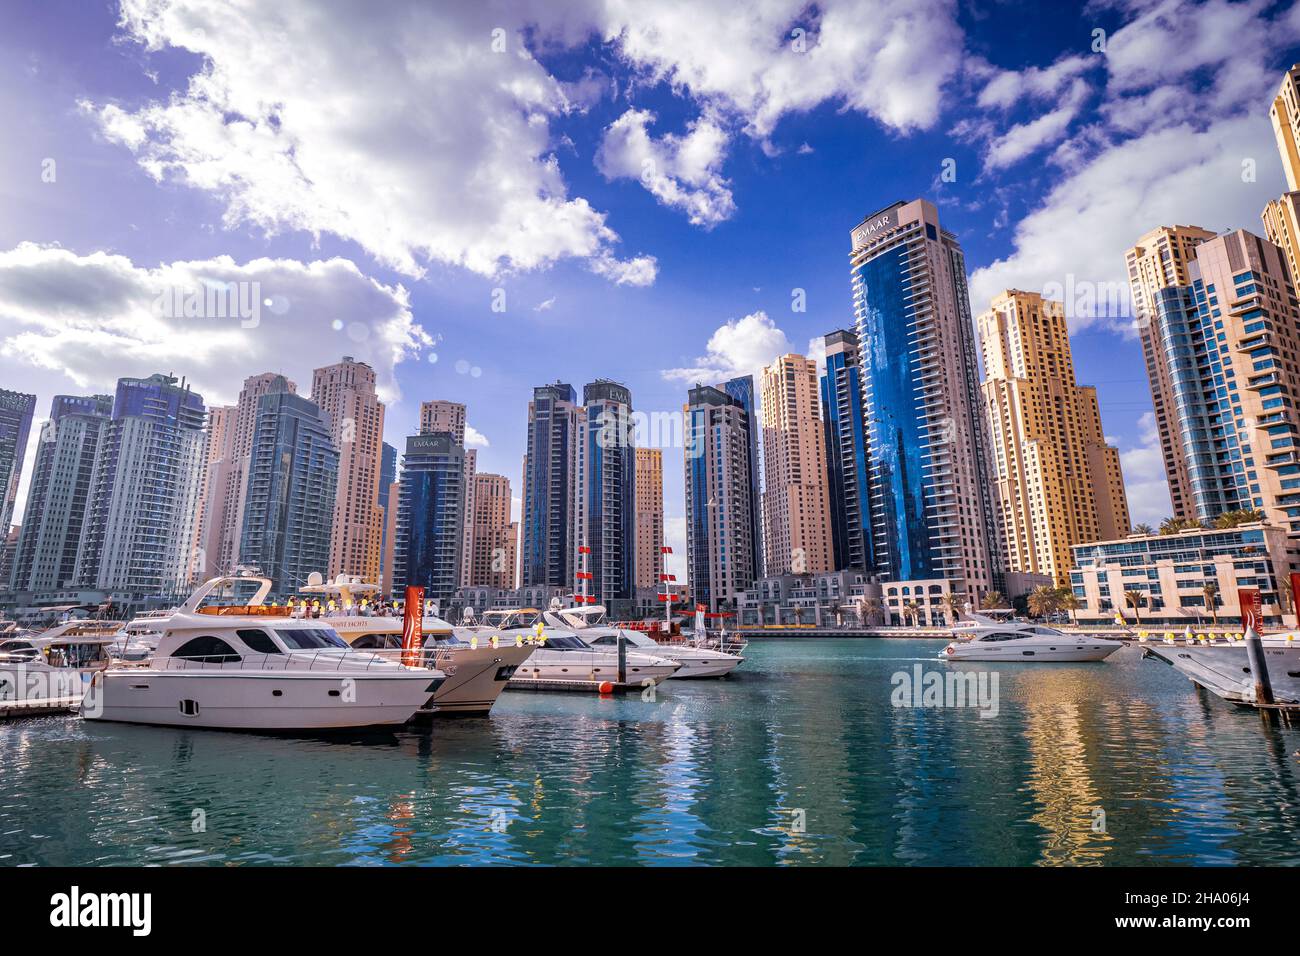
[0,696,81,721]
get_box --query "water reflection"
[0,641,1297,866]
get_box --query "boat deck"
[0,696,81,720]
[506,676,650,693]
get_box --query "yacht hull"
[83,670,440,730]
[659,651,744,678]
[1145,641,1300,704]
[943,642,1122,662]
[509,651,679,684]
[422,644,534,715]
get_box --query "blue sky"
[2,0,1299,575]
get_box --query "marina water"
[2,639,1298,866]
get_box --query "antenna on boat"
[575,540,593,606]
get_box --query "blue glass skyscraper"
[393,431,465,606]
[522,382,578,588]
[820,330,873,572]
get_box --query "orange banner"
[402,586,425,666]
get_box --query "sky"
[2,0,1299,580]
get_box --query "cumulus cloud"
[1119,412,1172,527]
[596,109,735,226]
[88,0,655,283]
[662,310,793,383]
[983,78,1091,170]
[0,242,430,407]
[465,424,490,448]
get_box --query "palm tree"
[792,605,804,626]
[902,600,920,627]
[1123,590,1145,623]
[1027,585,1059,620]
[1056,588,1081,625]
[980,590,1008,610]
[1201,581,1219,625]
[1159,516,1203,535]
[829,600,843,627]
[860,597,881,627]
[1213,508,1264,529]
[1132,523,1154,536]
[939,592,964,625]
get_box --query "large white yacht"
[940,615,1124,662]
[0,620,120,704]
[458,608,681,685]
[543,603,744,678]
[1143,632,1300,704]
[296,573,535,716]
[82,576,445,731]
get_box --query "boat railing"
[148,649,442,673]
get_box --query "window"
[171,636,241,664]
[237,629,281,654]
[275,628,348,649]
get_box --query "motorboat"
[458,608,680,685]
[296,572,535,716]
[82,574,445,731]
[1143,632,1300,704]
[543,602,743,678]
[940,614,1123,662]
[0,620,120,705]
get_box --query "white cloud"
[983,78,1090,170]
[588,250,659,287]
[465,424,490,448]
[607,0,966,137]
[89,0,655,284]
[975,54,1094,110]
[806,334,827,373]
[1119,412,1172,527]
[661,310,793,383]
[596,109,735,226]
[0,243,429,408]
[533,297,557,312]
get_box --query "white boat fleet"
[0,570,746,732]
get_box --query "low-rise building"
[1069,522,1295,626]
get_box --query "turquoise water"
[2,639,1298,866]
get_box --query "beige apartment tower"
[633,447,664,589]
[311,357,385,581]
[759,354,833,575]
[1264,64,1300,295]
[979,290,1130,584]
[469,472,516,589]
[418,399,476,587]
[1125,224,1218,520]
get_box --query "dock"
[0,696,81,720]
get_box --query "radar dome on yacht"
[306,571,324,587]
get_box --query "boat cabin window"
[275,628,348,649]
[541,634,590,649]
[237,629,281,654]
[978,632,1024,643]
[172,636,242,663]
[352,634,402,649]
[0,640,37,659]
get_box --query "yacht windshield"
[276,628,348,649]
[540,634,591,650]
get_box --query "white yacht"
[0,621,120,704]
[1143,633,1300,704]
[296,572,535,716]
[459,608,680,685]
[543,603,744,678]
[82,576,445,731]
[941,615,1124,662]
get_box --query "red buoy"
[598,681,614,694]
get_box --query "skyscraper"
[575,380,635,603]
[1132,227,1300,532]
[194,404,234,579]
[1125,224,1218,520]
[0,388,37,540]
[418,399,476,588]
[378,440,397,590]
[312,357,385,581]
[393,431,465,607]
[685,380,759,610]
[469,472,516,588]
[237,391,338,596]
[978,290,1130,584]
[204,373,297,578]
[633,447,664,590]
[9,394,113,592]
[522,382,578,587]
[74,374,207,594]
[1263,65,1300,298]
[820,330,872,573]
[759,354,832,576]
[849,199,1002,596]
